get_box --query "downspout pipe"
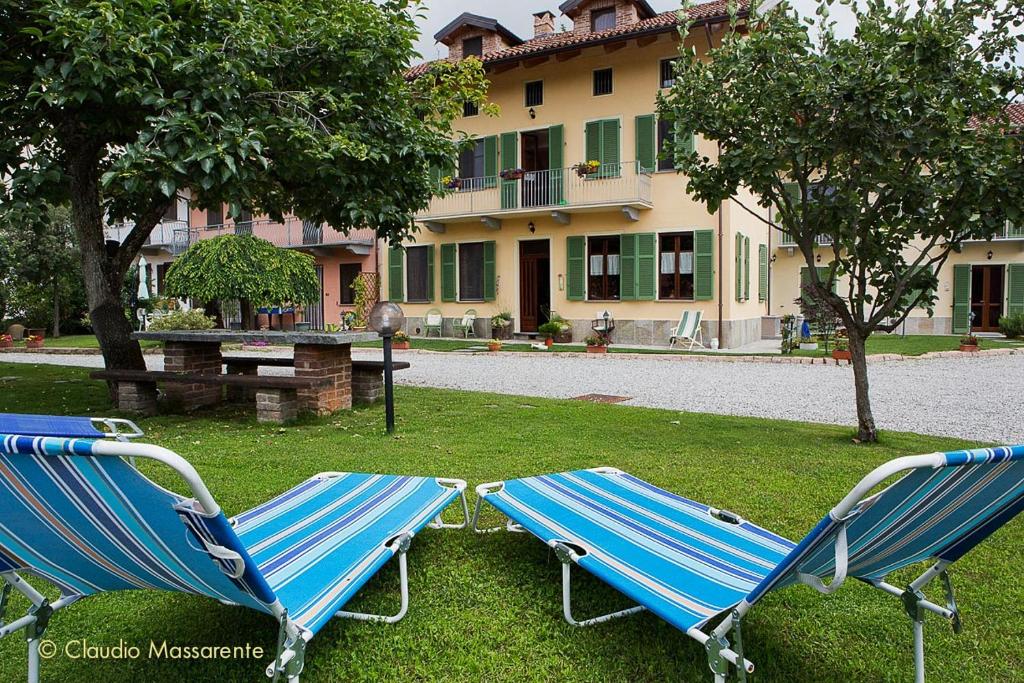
[718,198,724,348]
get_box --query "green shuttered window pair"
[585,119,620,176]
[567,231,714,302]
[440,242,496,303]
[388,246,434,303]
[1009,264,1024,316]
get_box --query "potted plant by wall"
[799,335,819,351]
[393,330,411,350]
[572,160,601,178]
[490,311,513,340]
[0,334,13,350]
[538,320,565,347]
[548,312,573,343]
[959,334,980,352]
[487,338,502,352]
[832,337,852,362]
[499,168,525,181]
[25,334,45,349]
[585,334,610,354]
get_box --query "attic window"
[591,7,616,32]
[462,36,483,58]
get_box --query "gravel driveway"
[3,350,1021,444]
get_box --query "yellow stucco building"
[385,1,1023,347]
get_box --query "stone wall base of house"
[900,316,953,336]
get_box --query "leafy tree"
[1,0,490,370]
[0,204,86,336]
[165,235,321,328]
[660,0,1024,442]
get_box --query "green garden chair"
[424,308,443,338]
[453,309,478,338]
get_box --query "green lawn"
[0,363,1021,682]
[793,334,1019,358]
[6,334,162,350]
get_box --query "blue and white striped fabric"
[0,435,463,638]
[745,445,1024,605]
[481,469,797,631]
[484,446,1024,632]
[0,413,107,440]
[232,473,462,635]
[0,434,275,614]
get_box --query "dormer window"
[591,7,616,32]
[462,36,483,58]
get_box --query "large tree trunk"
[67,143,147,375]
[847,327,878,443]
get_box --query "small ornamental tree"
[164,235,320,328]
[1,0,491,371]
[660,0,1024,442]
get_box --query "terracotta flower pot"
[587,345,608,354]
[544,338,554,348]
[488,343,502,352]
[257,313,270,330]
[393,341,410,350]
[959,344,979,353]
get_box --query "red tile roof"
[1007,103,1024,128]
[407,0,749,79]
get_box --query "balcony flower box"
[443,176,463,190]
[572,161,601,178]
[499,168,525,181]
[585,334,609,354]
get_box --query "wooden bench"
[222,357,411,405]
[91,369,331,424]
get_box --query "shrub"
[585,334,609,347]
[959,334,980,346]
[148,309,217,331]
[998,313,1024,339]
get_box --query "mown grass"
[0,362,1021,682]
[792,334,1019,358]
[5,334,162,350]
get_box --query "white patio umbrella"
[137,256,150,301]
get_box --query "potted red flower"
[585,334,610,354]
[499,168,525,181]
[25,334,44,349]
[392,330,411,350]
[959,335,980,352]
[487,338,502,352]
[0,334,13,350]
[831,337,852,362]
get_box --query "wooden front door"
[519,240,551,333]
[971,265,1004,332]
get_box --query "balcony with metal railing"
[180,217,378,255]
[964,221,1024,242]
[417,162,653,231]
[777,229,834,249]
[105,221,190,254]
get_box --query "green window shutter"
[483,136,498,189]
[548,124,564,205]
[500,132,518,210]
[426,245,435,302]
[952,264,971,333]
[1007,264,1024,316]
[620,233,637,301]
[734,233,743,302]
[585,122,601,165]
[636,232,657,300]
[388,247,404,302]
[694,229,714,301]
[483,241,497,301]
[758,244,768,303]
[429,166,442,194]
[675,122,695,156]
[566,236,586,301]
[744,236,751,302]
[635,115,656,173]
[441,243,457,303]
[602,119,620,176]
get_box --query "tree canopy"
[659,0,1024,441]
[0,0,490,369]
[165,235,321,308]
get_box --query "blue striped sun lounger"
[0,434,469,683]
[0,413,144,441]
[474,445,1024,683]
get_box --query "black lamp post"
[368,302,406,434]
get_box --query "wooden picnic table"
[123,330,378,421]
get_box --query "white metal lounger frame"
[473,456,994,683]
[0,440,471,683]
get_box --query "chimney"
[533,11,556,38]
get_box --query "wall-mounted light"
[816,254,822,263]
[558,274,565,291]
[529,107,537,120]
[528,221,536,234]
[770,254,777,264]
[987,250,994,261]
